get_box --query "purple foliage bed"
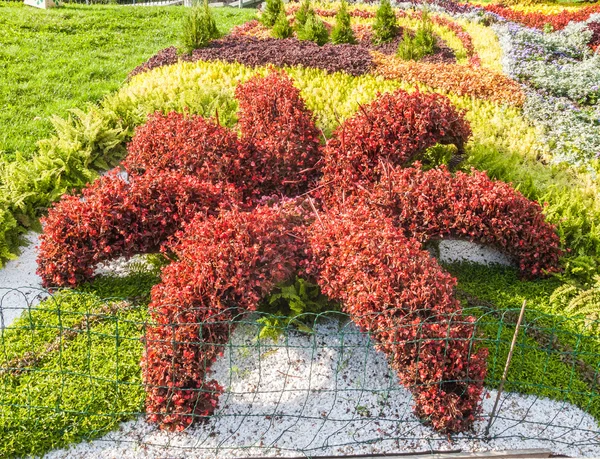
[129,36,374,78]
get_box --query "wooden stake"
[485,300,527,437]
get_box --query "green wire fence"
[1,286,599,458]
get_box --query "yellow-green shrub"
[455,18,504,72]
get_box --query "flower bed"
[484,3,600,30]
[129,36,374,78]
[3,3,600,456]
[37,72,563,435]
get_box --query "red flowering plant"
[37,70,562,433]
[484,3,600,30]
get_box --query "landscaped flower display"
[38,70,561,433]
[2,0,600,457]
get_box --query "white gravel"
[438,240,513,267]
[0,232,47,329]
[43,320,600,459]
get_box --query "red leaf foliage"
[588,21,600,50]
[143,204,309,430]
[124,112,244,183]
[37,170,231,287]
[322,88,471,192]
[37,69,564,434]
[368,165,563,278]
[236,70,322,196]
[485,3,600,30]
[308,203,488,433]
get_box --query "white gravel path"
[0,232,47,329]
[43,320,600,459]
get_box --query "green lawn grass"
[0,2,256,160]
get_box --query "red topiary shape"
[124,112,249,189]
[37,69,563,435]
[322,88,471,193]
[308,203,488,432]
[143,204,309,430]
[236,69,322,196]
[37,170,232,287]
[369,165,562,278]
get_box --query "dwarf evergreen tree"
[272,8,293,38]
[331,0,357,44]
[297,9,329,46]
[372,0,398,44]
[294,0,311,31]
[397,11,436,60]
[261,0,284,27]
[180,0,220,54]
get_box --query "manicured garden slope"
[0,2,255,159]
[2,0,600,457]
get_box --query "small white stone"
[438,239,513,267]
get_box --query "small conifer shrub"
[397,10,436,60]
[331,0,357,45]
[298,9,330,46]
[261,0,284,27]
[294,0,311,31]
[372,0,398,44]
[272,8,293,39]
[180,0,220,53]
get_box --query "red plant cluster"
[38,72,319,286]
[588,22,600,51]
[322,88,471,191]
[128,72,321,199]
[37,171,229,287]
[235,71,322,196]
[372,53,526,106]
[124,112,243,181]
[308,204,488,432]
[37,70,563,434]
[144,204,308,430]
[370,165,563,278]
[485,3,600,30]
[427,12,480,64]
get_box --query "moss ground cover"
[449,263,600,420]
[0,271,158,458]
[0,2,255,159]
